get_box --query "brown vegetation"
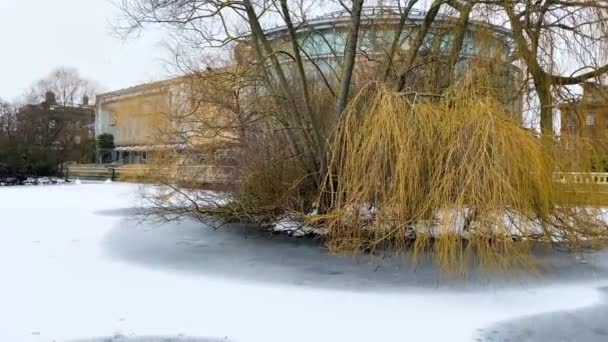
[320,78,608,271]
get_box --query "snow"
[272,216,302,232]
[138,185,233,209]
[0,183,607,342]
[271,215,327,236]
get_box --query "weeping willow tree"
[116,0,608,271]
[320,75,608,271]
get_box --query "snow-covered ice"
[271,215,326,236]
[1,183,608,342]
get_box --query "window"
[49,119,56,129]
[566,115,577,130]
[108,111,117,126]
[74,136,81,145]
[300,31,342,57]
[461,30,477,55]
[586,112,596,126]
[439,32,453,53]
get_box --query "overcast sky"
[0,0,170,102]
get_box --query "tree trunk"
[335,0,365,121]
[242,0,320,174]
[279,0,324,155]
[536,77,554,137]
[381,0,420,82]
[394,0,445,91]
[446,3,472,86]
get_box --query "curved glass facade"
[259,11,522,115]
[280,24,511,61]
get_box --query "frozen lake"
[1,183,607,342]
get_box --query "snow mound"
[271,216,327,237]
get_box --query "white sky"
[0,0,171,102]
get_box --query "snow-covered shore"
[1,183,607,342]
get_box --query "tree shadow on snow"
[476,287,608,342]
[95,208,142,217]
[101,210,608,292]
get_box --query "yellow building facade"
[96,76,238,165]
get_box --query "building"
[561,83,608,139]
[95,79,176,164]
[17,91,95,163]
[235,6,522,114]
[97,6,523,165]
[559,83,608,171]
[95,76,238,165]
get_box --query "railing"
[64,165,114,180]
[66,164,236,184]
[553,172,608,185]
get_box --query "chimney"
[82,95,89,106]
[45,91,56,105]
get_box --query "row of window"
[291,28,508,60]
[48,119,86,129]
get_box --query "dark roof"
[18,103,94,117]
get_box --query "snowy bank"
[2,184,608,342]
[271,215,328,237]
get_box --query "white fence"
[65,165,114,180]
[66,164,237,184]
[553,172,608,185]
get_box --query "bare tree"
[334,0,365,119]
[381,0,420,82]
[24,67,98,106]
[0,98,17,143]
[500,0,608,136]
